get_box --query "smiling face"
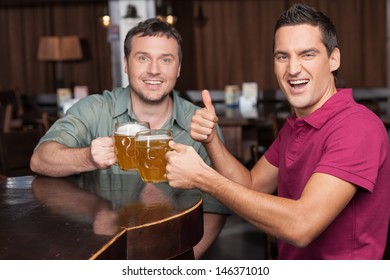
[274,24,340,118]
[124,35,181,104]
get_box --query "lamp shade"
[37,36,83,61]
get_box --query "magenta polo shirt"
[265,88,390,259]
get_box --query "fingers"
[91,137,116,169]
[168,140,188,152]
[100,136,115,146]
[190,93,219,143]
[190,117,214,141]
[201,89,216,115]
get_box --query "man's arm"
[30,138,116,177]
[166,143,357,248]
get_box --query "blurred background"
[0,0,388,95]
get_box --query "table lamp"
[37,36,83,89]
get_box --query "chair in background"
[0,104,13,133]
[1,94,45,176]
[0,90,55,135]
[22,93,58,134]
[248,112,289,167]
[270,112,289,139]
[0,90,55,176]
[0,89,24,130]
[0,128,42,177]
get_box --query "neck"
[131,95,173,129]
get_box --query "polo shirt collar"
[113,86,131,118]
[291,88,353,129]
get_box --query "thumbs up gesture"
[190,90,219,143]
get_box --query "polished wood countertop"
[0,172,203,260]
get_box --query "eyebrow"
[274,47,321,57]
[160,53,176,59]
[134,51,176,58]
[300,48,320,55]
[273,50,287,57]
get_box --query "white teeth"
[290,79,309,85]
[145,80,162,85]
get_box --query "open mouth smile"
[144,80,163,85]
[289,79,309,87]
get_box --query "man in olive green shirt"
[30,18,229,259]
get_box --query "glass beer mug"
[135,129,173,183]
[113,121,150,171]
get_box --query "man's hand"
[190,90,219,143]
[166,141,208,189]
[90,136,117,170]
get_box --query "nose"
[287,56,302,75]
[147,59,160,75]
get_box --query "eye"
[161,57,172,64]
[274,54,287,62]
[302,52,316,59]
[137,55,149,63]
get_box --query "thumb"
[168,140,188,152]
[201,90,216,115]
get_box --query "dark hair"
[273,4,338,57]
[124,17,183,63]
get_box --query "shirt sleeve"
[35,95,104,149]
[315,112,388,192]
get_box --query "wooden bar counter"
[0,171,203,260]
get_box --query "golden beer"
[135,130,173,183]
[113,122,150,171]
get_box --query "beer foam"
[136,134,172,141]
[116,124,149,136]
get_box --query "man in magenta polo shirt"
[266,87,389,259]
[165,3,390,260]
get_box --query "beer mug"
[135,129,173,183]
[113,121,150,171]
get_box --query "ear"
[176,64,181,78]
[329,47,340,72]
[124,56,129,74]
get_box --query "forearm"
[30,141,97,177]
[195,170,295,245]
[194,167,357,248]
[193,166,314,248]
